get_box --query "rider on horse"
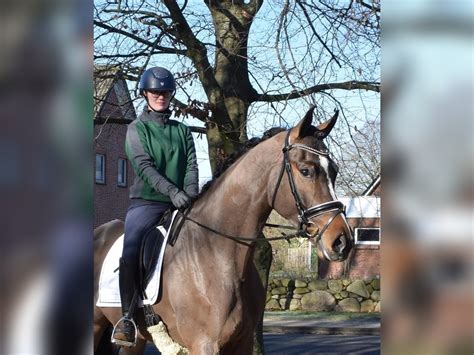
[111,67,199,347]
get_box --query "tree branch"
[245,0,264,16]
[94,116,206,134]
[94,50,168,59]
[255,80,380,102]
[103,8,183,40]
[172,97,210,122]
[162,1,214,80]
[94,20,186,55]
[163,0,235,133]
[94,117,133,125]
[295,0,342,68]
[355,0,381,12]
[188,126,207,134]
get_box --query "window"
[118,158,127,187]
[355,228,380,245]
[95,154,105,184]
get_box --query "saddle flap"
[139,227,164,287]
[139,209,183,289]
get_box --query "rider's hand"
[170,190,192,209]
[184,182,199,199]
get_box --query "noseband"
[271,130,347,250]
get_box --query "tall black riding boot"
[111,257,138,347]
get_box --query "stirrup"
[110,316,138,348]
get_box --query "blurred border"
[1,0,93,354]
[382,1,473,353]
[1,0,472,354]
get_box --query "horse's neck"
[192,140,279,237]
[184,139,280,278]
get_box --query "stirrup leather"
[111,316,138,348]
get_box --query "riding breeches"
[122,199,172,285]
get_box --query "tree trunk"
[205,97,249,171]
[252,233,273,355]
[206,120,240,173]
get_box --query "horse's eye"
[300,168,311,177]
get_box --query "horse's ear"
[315,109,339,139]
[291,105,316,140]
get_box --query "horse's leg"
[220,325,254,355]
[95,325,119,355]
[230,331,254,355]
[189,338,219,355]
[217,265,264,355]
[94,306,113,352]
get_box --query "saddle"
[138,208,186,290]
[122,208,187,327]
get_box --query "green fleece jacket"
[125,110,198,202]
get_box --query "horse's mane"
[199,127,286,195]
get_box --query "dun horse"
[94,107,353,354]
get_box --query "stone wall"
[266,278,380,313]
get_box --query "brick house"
[266,175,381,280]
[318,175,381,279]
[94,67,136,228]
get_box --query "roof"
[93,66,136,121]
[339,196,380,218]
[93,66,118,117]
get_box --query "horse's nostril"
[332,234,346,253]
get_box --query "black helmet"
[138,67,176,95]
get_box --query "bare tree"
[94,0,380,173]
[337,116,381,196]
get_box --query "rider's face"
[145,90,172,112]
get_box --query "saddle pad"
[96,210,179,308]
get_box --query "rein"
[183,215,304,247]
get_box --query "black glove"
[184,183,199,199]
[169,189,192,209]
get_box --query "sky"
[94,0,381,189]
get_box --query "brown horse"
[94,106,353,354]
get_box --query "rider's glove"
[169,188,192,209]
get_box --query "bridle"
[181,129,350,258]
[270,130,348,256]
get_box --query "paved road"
[145,333,380,354]
[263,313,380,336]
[264,333,380,354]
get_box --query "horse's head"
[269,106,353,261]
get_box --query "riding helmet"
[138,67,176,95]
